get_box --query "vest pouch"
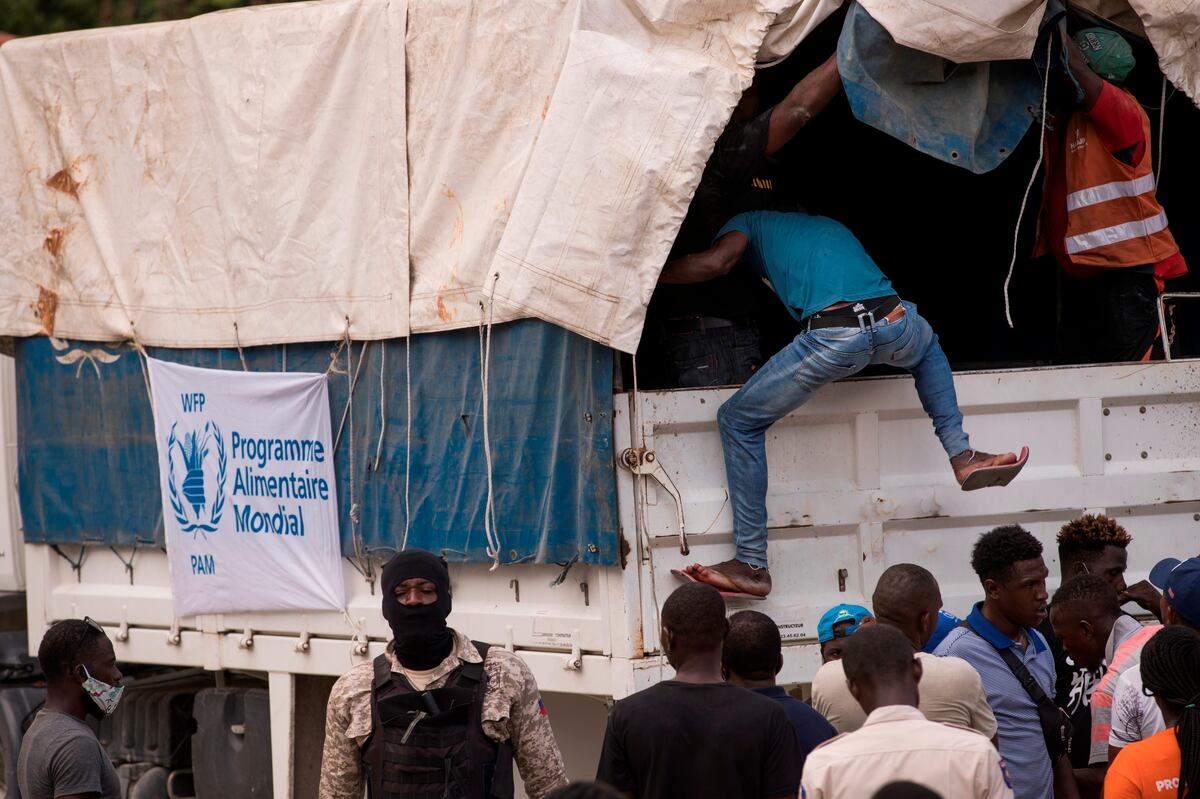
[364,647,514,799]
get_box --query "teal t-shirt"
[715,211,893,321]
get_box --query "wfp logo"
[166,420,227,534]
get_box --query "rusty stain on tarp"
[442,187,464,249]
[46,168,80,199]
[35,287,58,336]
[436,295,452,322]
[43,228,65,257]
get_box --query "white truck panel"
[623,361,1200,686]
[11,358,1200,798]
[16,361,1200,698]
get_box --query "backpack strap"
[458,641,490,683]
[372,652,392,691]
[957,618,1072,759]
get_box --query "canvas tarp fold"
[485,0,796,354]
[1,0,1195,354]
[1126,0,1200,107]
[855,0,1048,63]
[854,0,1199,108]
[0,0,409,348]
[0,0,802,353]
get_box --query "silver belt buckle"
[856,310,876,331]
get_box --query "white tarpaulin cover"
[856,0,1200,107]
[0,0,408,348]
[1126,0,1200,107]
[485,0,798,352]
[148,357,346,615]
[1,0,1195,353]
[0,0,796,352]
[855,0,1048,63]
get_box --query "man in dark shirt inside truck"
[645,52,842,389]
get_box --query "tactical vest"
[363,643,514,799]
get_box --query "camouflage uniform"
[319,629,567,799]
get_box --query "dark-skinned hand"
[1120,580,1162,620]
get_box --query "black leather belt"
[805,295,902,330]
[663,316,749,334]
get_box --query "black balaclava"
[381,550,453,670]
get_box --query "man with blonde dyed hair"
[812,564,996,740]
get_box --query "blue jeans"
[717,301,970,569]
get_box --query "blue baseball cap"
[818,604,872,644]
[1149,557,1200,625]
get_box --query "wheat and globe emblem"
[166,420,227,535]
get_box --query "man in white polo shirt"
[812,564,996,740]
[802,625,1013,799]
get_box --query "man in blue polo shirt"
[661,211,1028,598]
[936,526,1079,799]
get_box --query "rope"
[478,275,502,570]
[51,544,87,582]
[130,339,153,402]
[401,333,413,551]
[1004,34,1053,330]
[1156,74,1167,187]
[373,341,387,473]
[334,340,370,452]
[108,545,137,585]
[233,322,249,372]
[341,320,373,591]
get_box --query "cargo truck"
[1,1,1198,798]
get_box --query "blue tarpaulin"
[838,2,1042,174]
[15,320,619,565]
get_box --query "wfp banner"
[147,358,346,616]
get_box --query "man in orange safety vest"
[1037,28,1187,364]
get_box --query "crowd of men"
[18,518,1198,799]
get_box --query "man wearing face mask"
[320,550,567,799]
[18,617,124,799]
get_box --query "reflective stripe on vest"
[1065,210,1169,255]
[1065,172,1156,212]
[1051,90,1180,269]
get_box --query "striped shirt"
[935,603,1057,799]
[1090,618,1159,764]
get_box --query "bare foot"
[951,449,1018,486]
[683,559,772,597]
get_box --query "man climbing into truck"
[663,210,1029,597]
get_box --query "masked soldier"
[320,550,567,799]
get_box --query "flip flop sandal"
[671,568,766,601]
[960,446,1030,491]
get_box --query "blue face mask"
[81,665,124,716]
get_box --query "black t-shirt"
[1036,615,1105,768]
[595,681,802,799]
[655,108,784,321]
